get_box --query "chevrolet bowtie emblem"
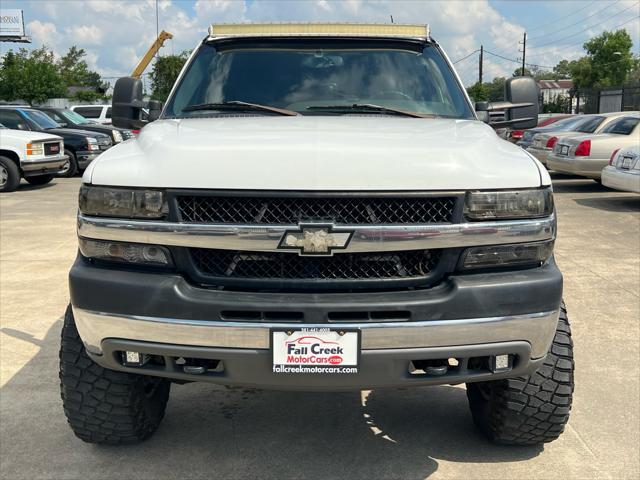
[278,224,353,256]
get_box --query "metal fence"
[574,85,640,114]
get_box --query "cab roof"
[207,23,430,41]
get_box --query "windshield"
[544,116,585,130]
[61,109,92,125]
[23,110,60,129]
[601,116,639,135]
[164,41,474,119]
[571,115,605,133]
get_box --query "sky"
[1,0,639,87]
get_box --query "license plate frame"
[621,156,634,169]
[271,328,360,374]
[559,145,569,156]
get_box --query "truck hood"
[86,116,546,190]
[0,128,61,142]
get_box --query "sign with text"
[0,9,25,37]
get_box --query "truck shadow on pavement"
[573,196,639,212]
[0,318,543,480]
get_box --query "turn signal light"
[609,148,620,165]
[574,140,591,157]
[546,136,558,149]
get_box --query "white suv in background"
[0,124,67,192]
[70,105,112,125]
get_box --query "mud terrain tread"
[467,304,574,445]
[59,305,170,444]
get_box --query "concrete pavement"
[1,176,638,479]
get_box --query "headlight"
[26,142,44,156]
[87,137,100,151]
[79,238,172,266]
[464,187,553,220]
[460,240,554,270]
[79,185,168,219]
[112,130,123,143]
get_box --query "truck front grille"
[177,195,456,225]
[190,248,441,283]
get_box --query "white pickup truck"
[61,23,573,447]
[0,124,67,192]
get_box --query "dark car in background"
[508,114,574,144]
[518,115,584,150]
[36,107,134,145]
[0,107,112,177]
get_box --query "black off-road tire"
[0,155,20,192]
[25,174,53,185]
[466,304,574,446]
[58,149,78,177]
[59,305,171,445]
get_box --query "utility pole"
[479,45,483,84]
[520,32,527,76]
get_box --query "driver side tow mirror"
[475,77,539,130]
[111,77,163,129]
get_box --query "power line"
[525,0,598,33]
[527,0,620,41]
[484,49,555,70]
[452,49,480,64]
[528,1,640,49]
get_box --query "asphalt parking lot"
[0,175,638,480]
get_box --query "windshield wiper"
[182,101,298,116]
[306,104,432,118]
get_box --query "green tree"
[553,60,573,79]
[486,77,506,102]
[571,29,635,88]
[569,57,595,89]
[466,81,488,102]
[149,51,189,101]
[57,46,108,98]
[0,46,65,104]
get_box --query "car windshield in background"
[601,116,639,135]
[572,115,605,133]
[545,116,585,130]
[23,110,60,129]
[62,110,92,125]
[164,42,474,119]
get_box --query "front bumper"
[21,155,68,176]
[601,166,640,193]
[76,151,100,169]
[70,256,562,389]
[526,146,552,166]
[547,154,608,179]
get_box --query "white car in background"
[546,114,640,180]
[0,123,67,192]
[69,105,112,125]
[602,145,640,193]
[527,112,631,166]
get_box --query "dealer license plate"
[272,328,360,374]
[559,145,569,156]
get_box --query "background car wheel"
[58,149,78,177]
[0,155,21,192]
[25,174,54,186]
[466,303,574,446]
[59,305,171,445]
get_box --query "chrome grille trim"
[77,213,556,253]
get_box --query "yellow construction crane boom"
[131,30,174,78]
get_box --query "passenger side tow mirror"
[475,77,539,130]
[112,76,150,130]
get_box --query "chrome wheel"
[0,165,7,187]
[59,158,71,175]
